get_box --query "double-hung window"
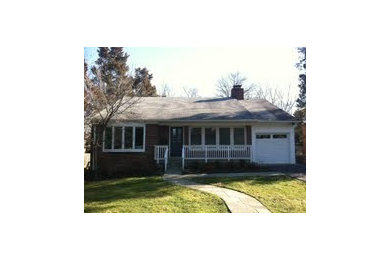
[103,124,145,152]
[190,128,202,145]
[233,128,245,145]
[188,126,247,146]
[104,127,112,150]
[124,127,133,149]
[205,128,216,145]
[219,128,231,145]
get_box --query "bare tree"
[85,70,141,127]
[85,65,144,174]
[244,83,256,99]
[159,83,174,97]
[216,71,254,99]
[252,84,296,114]
[183,86,199,98]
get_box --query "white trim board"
[103,124,146,153]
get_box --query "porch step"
[168,163,182,168]
[168,157,181,166]
[166,166,182,174]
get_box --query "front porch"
[154,124,252,171]
[154,145,252,171]
[183,144,252,162]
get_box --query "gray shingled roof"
[104,97,297,122]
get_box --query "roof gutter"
[156,119,300,123]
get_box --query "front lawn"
[190,175,306,213]
[84,176,229,213]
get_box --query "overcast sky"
[84,47,301,99]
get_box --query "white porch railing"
[182,145,252,169]
[154,145,169,172]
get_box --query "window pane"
[191,128,201,145]
[234,128,245,145]
[273,134,287,139]
[124,127,133,149]
[205,128,216,145]
[104,127,112,149]
[135,127,144,149]
[256,134,271,139]
[219,128,230,145]
[114,127,122,149]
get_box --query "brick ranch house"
[90,85,298,176]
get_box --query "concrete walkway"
[179,171,305,182]
[266,164,306,182]
[178,172,284,179]
[176,170,305,182]
[287,173,306,182]
[164,174,270,213]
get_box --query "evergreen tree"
[296,74,306,108]
[133,67,157,96]
[294,47,306,120]
[295,47,306,108]
[91,47,130,91]
[293,47,306,163]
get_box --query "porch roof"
[98,97,297,123]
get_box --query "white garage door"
[255,133,290,164]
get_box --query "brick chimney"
[231,84,244,100]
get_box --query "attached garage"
[255,133,290,163]
[252,124,296,164]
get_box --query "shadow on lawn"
[84,203,120,213]
[84,177,182,204]
[245,175,294,185]
[198,175,294,185]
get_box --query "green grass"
[84,176,229,213]
[190,176,306,213]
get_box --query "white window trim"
[189,126,247,146]
[204,127,217,145]
[189,127,202,145]
[103,123,146,152]
[233,127,246,145]
[218,127,231,146]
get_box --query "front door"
[170,127,183,157]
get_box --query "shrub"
[191,161,200,170]
[226,161,235,170]
[204,162,216,171]
[247,162,260,170]
[239,159,247,168]
[214,161,221,169]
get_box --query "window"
[205,128,216,145]
[104,127,112,149]
[256,134,271,139]
[103,124,145,152]
[124,127,133,149]
[135,127,144,149]
[234,128,245,145]
[114,127,122,149]
[219,128,230,145]
[273,134,287,139]
[190,128,201,145]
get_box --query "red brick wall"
[94,124,161,177]
[158,125,169,145]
